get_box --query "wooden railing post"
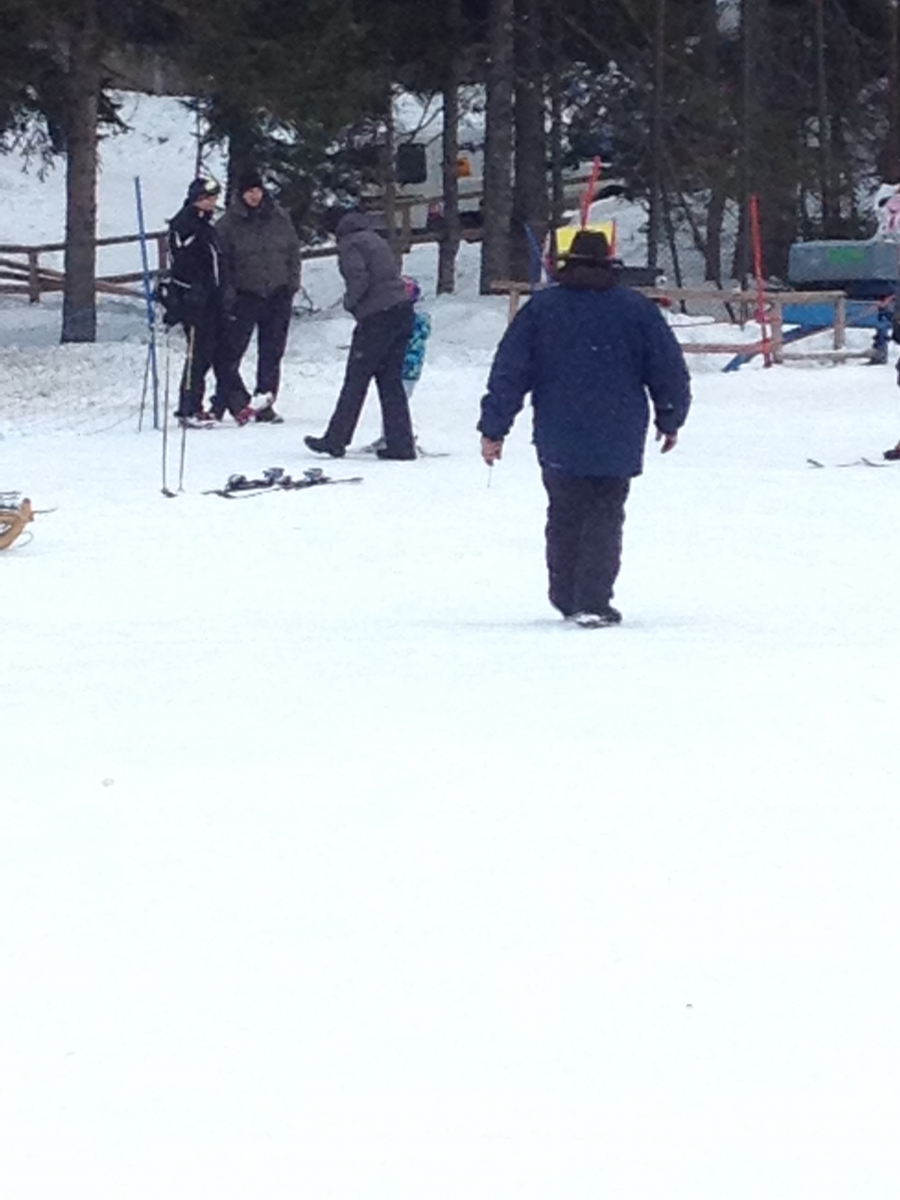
[400,205,412,254]
[834,295,846,349]
[27,250,41,303]
[770,299,784,364]
[156,232,168,274]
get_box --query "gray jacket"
[336,212,409,321]
[216,194,301,298]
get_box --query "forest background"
[0,0,898,342]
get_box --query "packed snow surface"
[2,96,900,1200]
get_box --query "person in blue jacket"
[478,230,691,628]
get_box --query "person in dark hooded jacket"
[165,176,240,422]
[478,230,691,627]
[304,210,415,459]
[215,170,301,423]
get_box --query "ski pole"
[177,421,188,492]
[161,325,176,498]
[177,325,196,492]
[134,176,161,429]
[137,340,151,432]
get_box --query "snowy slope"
[3,95,900,1200]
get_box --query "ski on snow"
[807,457,896,469]
[204,467,363,499]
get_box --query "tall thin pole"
[815,0,832,230]
[134,176,160,430]
[648,0,666,269]
[888,0,900,181]
[749,193,772,367]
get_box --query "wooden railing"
[0,212,483,305]
[0,231,170,302]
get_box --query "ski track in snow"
[2,95,900,1200]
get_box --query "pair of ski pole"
[161,325,194,498]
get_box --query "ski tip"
[806,458,825,468]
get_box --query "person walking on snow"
[478,230,692,628]
[215,169,301,424]
[165,177,240,424]
[362,274,432,454]
[304,211,416,460]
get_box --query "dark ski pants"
[226,289,293,400]
[324,302,415,453]
[177,305,233,417]
[541,468,631,616]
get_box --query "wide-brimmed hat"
[562,230,611,265]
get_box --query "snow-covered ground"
[3,98,900,1200]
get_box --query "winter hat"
[402,275,421,302]
[238,169,265,194]
[186,176,221,204]
[562,230,611,265]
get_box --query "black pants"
[324,302,415,453]
[541,468,631,616]
[177,304,233,416]
[226,289,293,400]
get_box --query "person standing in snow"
[304,211,416,460]
[215,169,301,423]
[362,274,432,454]
[165,176,240,423]
[478,230,691,628]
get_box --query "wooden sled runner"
[0,497,35,550]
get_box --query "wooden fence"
[0,231,170,301]
[0,199,484,304]
[491,281,869,363]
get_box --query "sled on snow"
[0,495,35,550]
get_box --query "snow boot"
[253,393,284,423]
[571,606,622,629]
[883,442,900,461]
[304,435,345,458]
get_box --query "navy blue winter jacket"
[479,279,691,477]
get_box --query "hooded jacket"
[215,192,300,298]
[168,203,221,295]
[336,212,409,321]
[479,265,691,478]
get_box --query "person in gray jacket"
[215,169,301,423]
[304,210,415,459]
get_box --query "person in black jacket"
[479,230,691,627]
[165,177,243,423]
[215,170,301,424]
[304,210,415,459]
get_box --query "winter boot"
[571,606,622,629]
[304,435,345,458]
[883,441,900,461]
[253,393,284,424]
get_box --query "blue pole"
[134,176,160,429]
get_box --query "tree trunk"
[480,0,515,294]
[886,0,900,181]
[705,186,727,283]
[547,14,565,246]
[437,0,462,295]
[510,0,547,283]
[815,0,833,232]
[61,0,102,344]
[381,93,399,260]
[700,0,728,284]
[647,0,666,270]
